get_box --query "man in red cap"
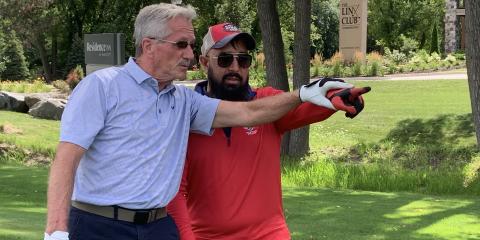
[167,23,369,239]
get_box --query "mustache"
[178,59,191,67]
[222,73,243,82]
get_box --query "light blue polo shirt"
[60,57,220,209]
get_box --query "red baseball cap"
[201,23,256,56]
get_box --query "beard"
[207,68,250,101]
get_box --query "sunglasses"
[149,38,195,49]
[211,53,252,68]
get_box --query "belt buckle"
[133,211,150,224]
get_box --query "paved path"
[174,70,468,87]
[344,72,467,81]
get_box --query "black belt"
[71,201,167,224]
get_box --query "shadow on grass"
[283,187,480,240]
[338,113,478,168]
[0,165,48,240]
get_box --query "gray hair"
[134,3,197,57]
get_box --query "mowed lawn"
[0,165,479,240]
[1,79,479,239]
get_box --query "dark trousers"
[68,207,179,240]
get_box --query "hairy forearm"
[213,89,301,128]
[45,142,83,234]
[243,89,301,127]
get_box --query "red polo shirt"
[167,87,335,240]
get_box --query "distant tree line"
[0,0,447,82]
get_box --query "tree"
[257,0,291,154]
[369,0,444,51]
[0,31,30,80]
[0,0,59,82]
[312,0,339,59]
[465,0,480,148]
[288,0,311,157]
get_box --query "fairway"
[0,165,479,240]
[284,187,480,240]
[1,78,479,239]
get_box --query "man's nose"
[228,56,240,71]
[183,45,195,60]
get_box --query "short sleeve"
[60,74,107,149]
[188,89,220,135]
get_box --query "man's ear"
[141,38,155,57]
[199,55,209,69]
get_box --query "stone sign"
[339,0,367,62]
[84,33,126,74]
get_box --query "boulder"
[24,93,51,108]
[28,99,66,120]
[0,91,28,113]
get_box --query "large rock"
[24,93,50,108]
[0,91,28,113]
[28,99,66,120]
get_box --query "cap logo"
[223,23,239,32]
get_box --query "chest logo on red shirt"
[243,127,258,135]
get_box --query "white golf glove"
[44,231,69,240]
[299,77,353,110]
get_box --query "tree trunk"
[34,34,53,83]
[288,0,311,157]
[257,0,289,91]
[51,30,57,80]
[465,0,480,148]
[257,0,291,155]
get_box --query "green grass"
[281,79,480,195]
[0,165,48,240]
[0,165,478,240]
[283,187,480,240]
[310,79,473,147]
[0,80,51,93]
[0,111,59,156]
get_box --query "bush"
[399,34,419,56]
[384,47,407,65]
[366,52,383,76]
[352,51,364,76]
[328,52,344,77]
[187,69,206,80]
[463,155,480,187]
[66,65,84,90]
[52,80,71,93]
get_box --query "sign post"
[339,0,368,62]
[84,33,126,75]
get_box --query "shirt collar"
[125,57,176,94]
[124,57,154,85]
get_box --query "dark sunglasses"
[149,38,195,49]
[212,53,252,68]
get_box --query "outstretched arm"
[212,79,353,128]
[213,90,301,128]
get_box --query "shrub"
[366,52,383,76]
[463,155,480,187]
[444,54,457,65]
[254,52,265,71]
[352,51,364,76]
[187,69,206,80]
[66,65,84,90]
[328,52,344,77]
[52,80,71,93]
[384,47,407,65]
[399,34,419,56]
